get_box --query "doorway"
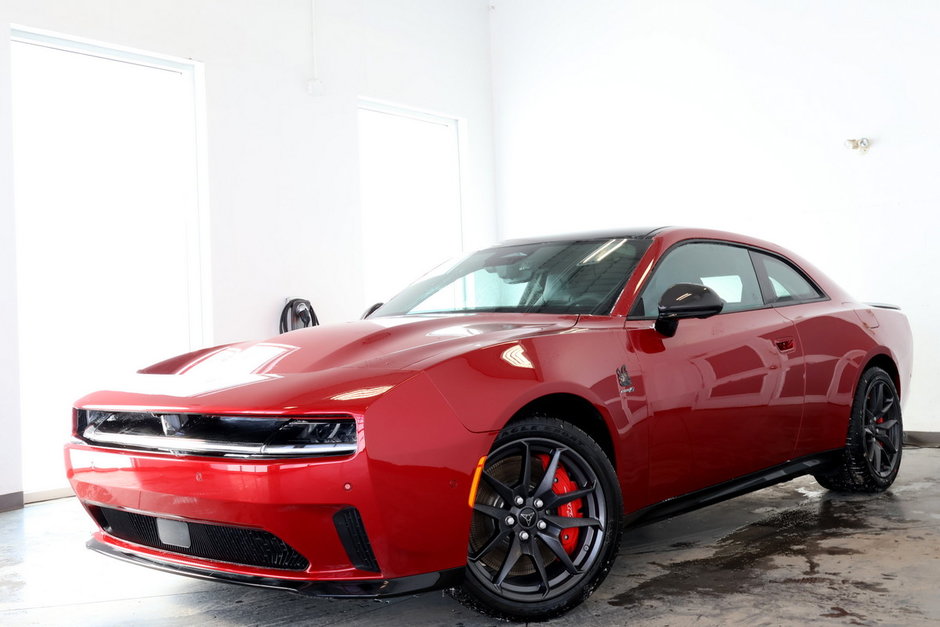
[357,102,464,305]
[10,29,209,500]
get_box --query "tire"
[452,416,623,621]
[814,367,903,493]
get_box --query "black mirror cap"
[655,283,724,337]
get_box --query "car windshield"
[374,237,653,316]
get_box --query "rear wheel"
[453,417,622,621]
[814,366,903,492]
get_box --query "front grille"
[91,505,309,571]
[333,507,379,572]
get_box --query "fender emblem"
[616,365,635,393]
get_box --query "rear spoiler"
[864,302,901,310]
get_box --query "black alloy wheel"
[453,417,622,621]
[861,375,902,478]
[814,366,903,492]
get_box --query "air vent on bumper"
[333,507,380,572]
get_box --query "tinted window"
[632,242,763,317]
[376,237,653,316]
[753,252,822,303]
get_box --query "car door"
[749,250,862,458]
[626,241,806,502]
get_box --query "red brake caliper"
[537,454,583,554]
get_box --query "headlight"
[76,410,357,458]
[263,420,358,455]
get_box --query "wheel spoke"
[493,534,524,588]
[469,528,511,563]
[544,514,603,530]
[872,443,883,471]
[481,470,514,504]
[880,396,895,415]
[874,433,897,456]
[527,543,551,597]
[870,384,884,416]
[545,483,597,509]
[878,418,898,432]
[538,532,579,575]
[473,504,506,520]
[534,448,564,498]
[519,441,533,494]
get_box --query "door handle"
[774,337,795,352]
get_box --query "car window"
[632,242,763,317]
[752,252,822,303]
[377,238,653,316]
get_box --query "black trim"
[904,431,940,447]
[865,302,902,310]
[0,491,24,513]
[624,451,842,528]
[333,507,380,572]
[499,227,663,246]
[87,538,465,597]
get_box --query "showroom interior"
[1,0,939,624]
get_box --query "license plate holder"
[156,517,192,548]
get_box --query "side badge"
[616,365,635,393]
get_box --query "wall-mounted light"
[845,137,872,154]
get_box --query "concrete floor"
[2,448,939,626]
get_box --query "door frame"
[10,26,212,502]
[10,25,213,350]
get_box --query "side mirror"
[655,283,724,338]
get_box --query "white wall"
[490,0,940,430]
[0,0,496,499]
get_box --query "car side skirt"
[625,450,843,528]
[87,538,465,597]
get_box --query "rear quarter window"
[752,252,823,304]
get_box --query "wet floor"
[2,448,939,626]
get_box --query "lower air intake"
[91,505,309,571]
[333,507,380,572]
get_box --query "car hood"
[75,314,578,414]
[147,313,578,375]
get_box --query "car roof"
[498,227,669,246]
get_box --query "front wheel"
[814,366,903,492]
[453,417,623,621]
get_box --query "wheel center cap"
[518,507,537,528]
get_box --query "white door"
[11,31,208,499]
[358,103,464,305]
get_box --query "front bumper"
[65,373,495,589]
[66,437,482,587]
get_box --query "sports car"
[65,227,912,620]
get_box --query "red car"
[66,227,912,620]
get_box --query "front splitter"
[87,538,465,597]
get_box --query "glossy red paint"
[64,227,913,596]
